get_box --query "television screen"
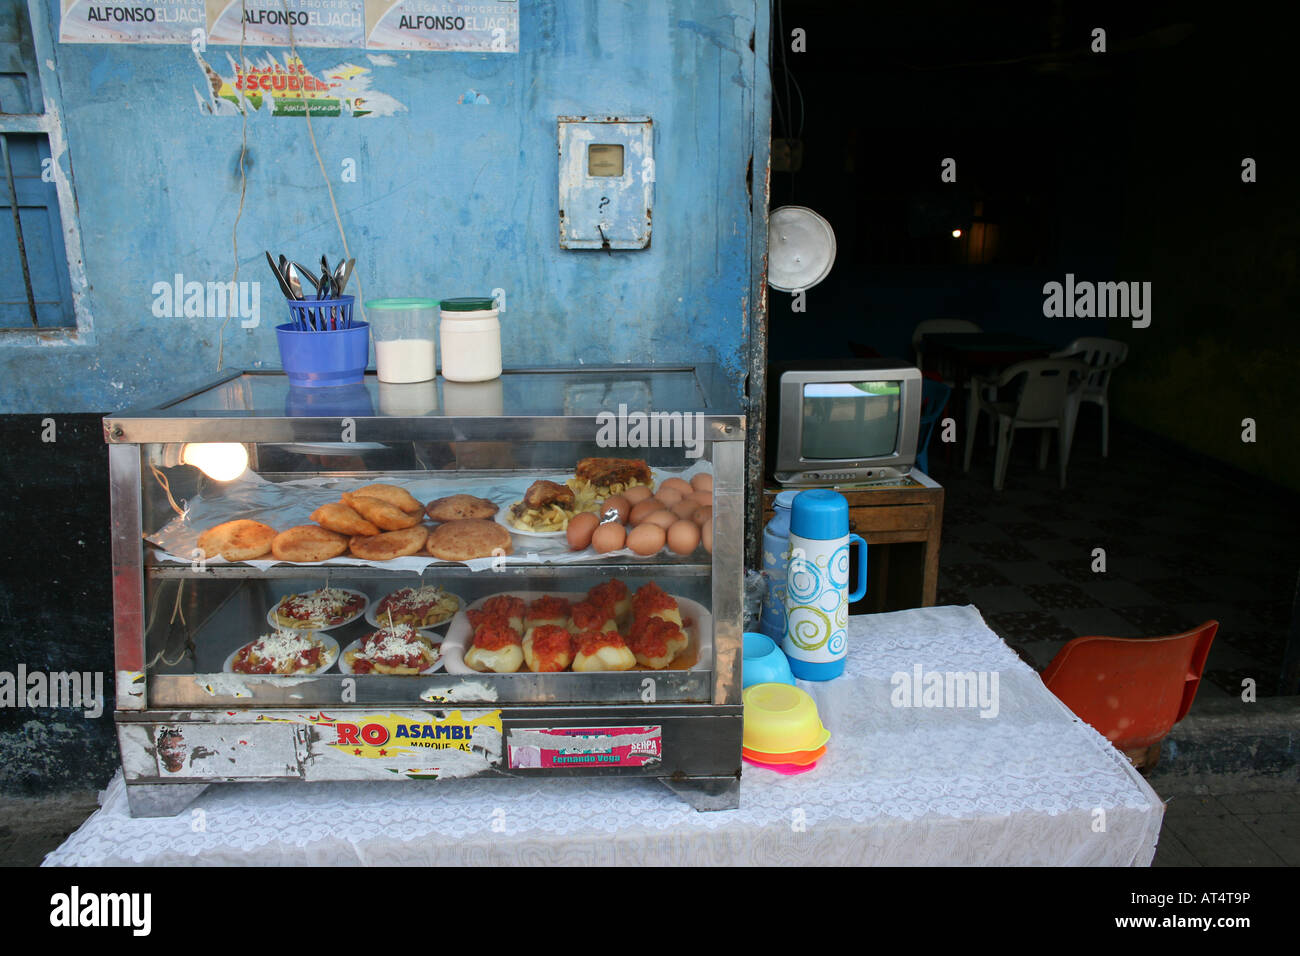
[800,381,901,460]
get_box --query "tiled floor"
[0,792,100,867]
[1153,787,1300,866]
[927,416,1300,700]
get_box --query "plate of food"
[440,583,712,675]
[339,624,443,675]
[223,630,340,675]
[499,479,577,537]
[366,585,463,632]
[266,587,369,632]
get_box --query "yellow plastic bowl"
[743,683,831,755]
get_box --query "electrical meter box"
[558,116,653,250]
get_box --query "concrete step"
[1146,695,1300,794]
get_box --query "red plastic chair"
[1040,621,1218,769]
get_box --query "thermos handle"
[848,533,868,603]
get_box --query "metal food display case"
[105,366,744,816]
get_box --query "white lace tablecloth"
[45,606,1162,866]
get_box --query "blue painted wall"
[1,0,766,412]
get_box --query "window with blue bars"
[1,0,76,330]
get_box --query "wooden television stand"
[762,472,944,613]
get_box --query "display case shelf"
[144,555,714,579]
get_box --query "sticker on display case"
[507,726,663,769]
[257,709,502,779]
[365,0,518,52]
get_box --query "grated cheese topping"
[276,588,361,627]
[358,623,422,658]
[250,630,323,666]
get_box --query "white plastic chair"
[911,319,982,371]
[1050,337,1128,457]
[963,359,1089,490]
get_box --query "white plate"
[266,588,370,632]
[223,633,340,675]
[441,590,713,675]
[365,587,462,633]
[496,506,569,539]
[768,205,837,292]
[338,633,444,675]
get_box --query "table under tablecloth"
[45,605,1163,866]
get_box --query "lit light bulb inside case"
[180,443,249,481]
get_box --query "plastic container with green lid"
[439,296,501,383]
[365,298,438,383]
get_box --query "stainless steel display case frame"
[106,367,745,816]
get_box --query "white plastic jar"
[439,297,501,382]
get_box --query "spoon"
[284,262,314,327]
[334,258,355,296]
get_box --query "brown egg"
[592,522,627,554]
[659,477,693,498]
[643,509,677,530]
[701,520,713,554]
[601,495,631,524]
[655,487,684,508]
[627,523,666,556]
[667,519,701,555]
[693,506,713,527]
[670,498,699,521]
[566,512,600,551]
[623,486,653,505]
[690,473,714,493]
[629,497,664,526]
[689,490,713,508]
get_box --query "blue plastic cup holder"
[286,295,355,332]
[275,312,370,389]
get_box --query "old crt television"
[767,358,923,485]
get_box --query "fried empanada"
[271,525,349,563]
[343,493,422,531]
[348,524,429,561]
[424,494,499,522]
[196,519,276,562]
[350,483,423,515]
[426,519,513,562]
[310,502,381,537]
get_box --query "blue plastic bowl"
[276,320,370,388]
[743,632,796,688]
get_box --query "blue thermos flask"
[783,490,868,680]
[758,490,798,642]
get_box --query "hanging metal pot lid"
[767,205,836,292]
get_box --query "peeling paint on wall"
[3,0,768,413]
